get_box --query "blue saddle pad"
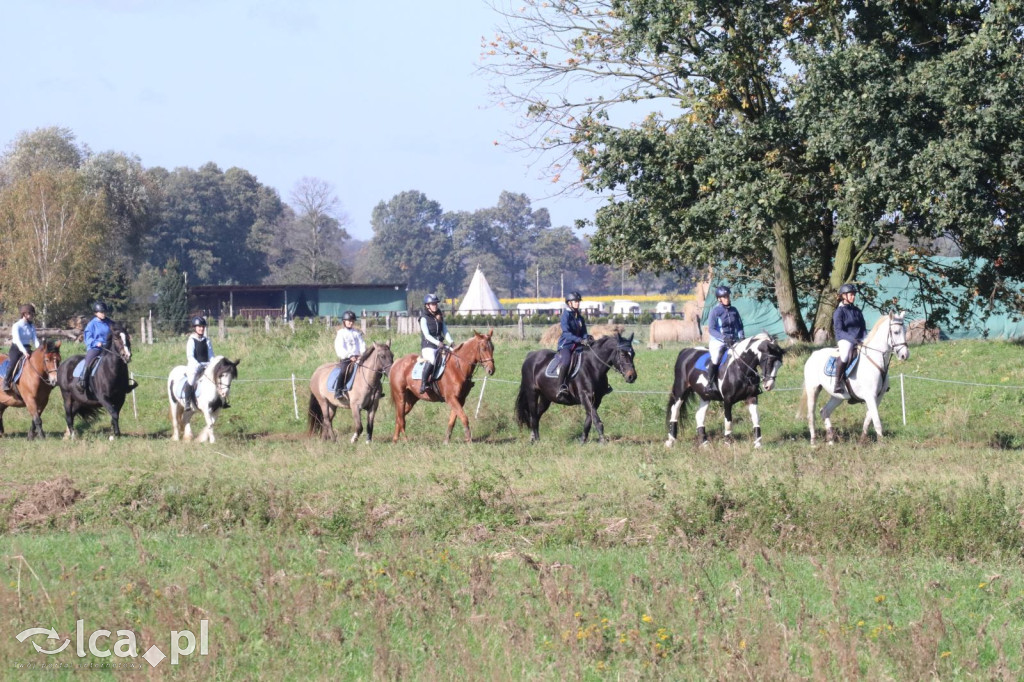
[0,358,25,383]
[694,349,730,372]
[171,375,189,401]
[544,352,582,379]
[327,366,357,393]
[825,355,859,378]
[411,353,447,381]
[72,358,101,379]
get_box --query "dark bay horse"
[390,330,495,443]
[515,333,637,443]
[57,322,136,439]
[308,342,394,443]
[665,332,785,448]
[0,339,62,439]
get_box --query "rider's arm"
[186,336,197,362]
[355,331,367,356]
[420,317,443,346]
[735,311,745,340]
[442,323,453,346]
[560,310,585,344]
[12,320,29,354]
[706,306,723,340]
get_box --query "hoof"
[109,435,115,441]
[754,440,762,449]
[350,433,359,444]
[664,436,676,448]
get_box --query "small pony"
[308,341,394,443]
[167,356,240,443]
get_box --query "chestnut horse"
[390,330,495,443]
[308,341,394,443]
[0,339,62,439]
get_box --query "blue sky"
[0,0,603,239]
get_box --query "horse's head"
[888,311,910,361]
[110,323,132,364]
[609,333,638,384]
[368,342,395,378]
[39,338,62,386]
[745,332,785,391]
[470,329,496,376]
[207,356,240,400]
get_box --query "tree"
[275,177,350,284]
[81,151,155,269]
[485,0,1024,339]
[1,126,88,183]
[0,171,105,325]
[156,259,189,334]
[531,226,589,298]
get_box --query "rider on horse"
[184,316,216,411]
[3,304,39,392]
[556,291,594,400]
[705,286,745,393]
[419,294,452,395]
[833,283,867,393]
[79,302,112,394]
[334,310,365,402]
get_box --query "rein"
[24,350,60,387]
[581,340,633,373]
[856,318,905,375]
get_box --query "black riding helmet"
[565,291,582,303]
[715,286,731,298]
[342,310,357,322]
[838,283,858,295]
[191,316,207,327]
[93,301,109,313]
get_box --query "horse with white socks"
[167,355,240,443]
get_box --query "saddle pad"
[544,353,582,379]
[72,358,101,379]
[411,353,448,381]
[327,366,357,393]
[824,355,860,378]
[0,358,24,383]
[171,375,189,401]
[694,349,730,372]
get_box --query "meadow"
[2,323,1024,679]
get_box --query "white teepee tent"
[457,267,505,315]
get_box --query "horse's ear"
[628,333,634,343]
[232,358,241,366]
[386,338,392,348]
[53,339,62,349]
[487,328,494,338]
[473,329,479,336]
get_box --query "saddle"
[824,354,860,378]
[327,364,357,394]
[694,349,730,373]
[72,357,102,380]
[0,356,27,389]
[412,352,448,381]
[544,351,582,380]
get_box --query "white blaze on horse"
[167,356,240,443]
[802,311,910,444]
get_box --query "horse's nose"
[763,378,775,391]
[487,363,495,376]
[626,370,637,383]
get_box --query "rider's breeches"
[556,347,574,368]
[708,338,727,365]
[421,347,438,364]
[186,362,205,386]
[84,348,102,369]
[5,345,23,381]
[837,339,855,363]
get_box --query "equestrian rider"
[705,286,745,392]
[832,283,867,393]
[419,294,452,395]
[184,316,215,411]
[3,304,39,392]
[333,310,366,402]
[79,302,112,394]
[555,291,593,400]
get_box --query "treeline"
[0,127,688,326]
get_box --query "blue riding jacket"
[557,308,588,350]
[84,316,111,349]
[833,303,867,344]
[706,304,745,344]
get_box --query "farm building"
[189,283,408,320]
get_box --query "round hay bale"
[907,318,940,344]
[649,319,689,344]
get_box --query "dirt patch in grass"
[6,476,83,530]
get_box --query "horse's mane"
[358,345,375,363]
[866,313,890,340]
[206,356,238,381]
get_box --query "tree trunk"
[771,224,810,341]
[811,236,857,343]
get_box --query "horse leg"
[62,396,76,440]
[349,404,363,444]
[695,399,711,446]
[747,398,762,449]
[197,408,216,443]
[324,399,337,441]
[392,391,414,443]
[580,393,603,444]
[665,394,686,448]
[806,383,821,444]
[365,400,379,444]
[820,396,844,444]
[722,402,734,445]
[445,398,471,444]
[532,393,551,443]
[862,396,883,443]
[0,405,6,436]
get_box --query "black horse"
[57,322,137,439]
[665,332,785,448]
[515,333,637,443]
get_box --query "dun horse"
[57,322,136,439]
[308,342,394,443]
[0,340,62,439]
[390,330,495,443]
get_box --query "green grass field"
[2,325,1024,679]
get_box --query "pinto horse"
[308,342,394,443]
[167,356,241,443]
[802,311,909,444]
[665,332,785,448]
[390,330,495,443]
[57,322,136,439]
[515,333,638,443]
[0,339,62,439]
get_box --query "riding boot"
[832,360,847,394]
[419,362,434,395]
[555,363,570,400]
[705,362,719,393]
[1,369,11,392]
[184,383,197,411]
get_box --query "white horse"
[802,312,909,444]
[167,356,240,443]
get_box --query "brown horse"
[308,341,394,443]
[390,330,495,443]
[0,340,62,439]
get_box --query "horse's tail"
[665,390,692,430]
[796,382,812,419]
[514,358,534,428]
[74,404,105,423]
[307,393,324,437]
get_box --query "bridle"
[722,337,782,390]
[582,338,636,376]
[858,316,906,374]
[24,347,61,387]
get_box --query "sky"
[0,0,605,240]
